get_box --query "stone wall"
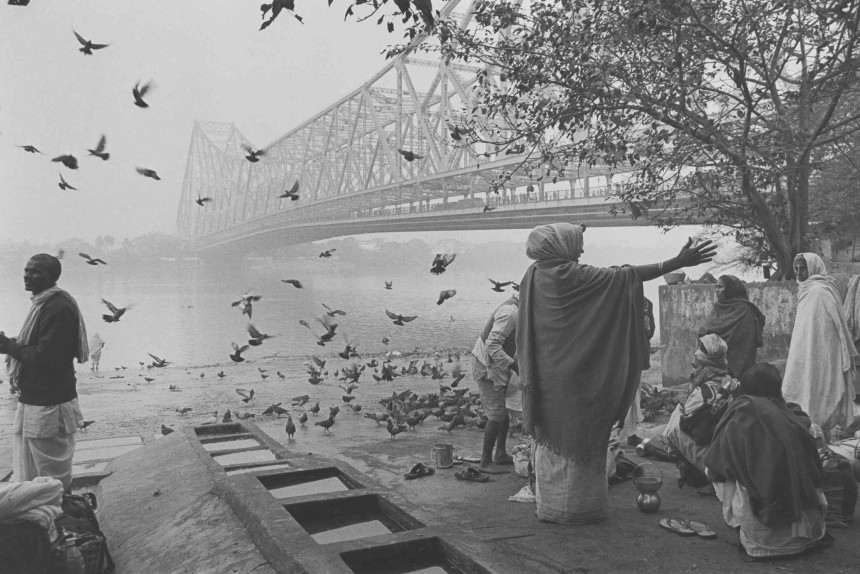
[658,281,797,386]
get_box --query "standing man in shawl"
[782,253,856,437]
[472,292,519,475]
[699,275,765,379]
[517,223,716,524]
[0,254,89,490]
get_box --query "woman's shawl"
[843,275,860,346]
[517,223,647,458]
[705,396,823,527]
[783,253,857,431]
[700,277,765,378]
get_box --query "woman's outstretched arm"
[633,239,717,282]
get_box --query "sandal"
[659,517,696,537]
[686,519,717,539]
[404,463,436,480]
[454,467,489,483]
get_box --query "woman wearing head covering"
[517,223,716,524]
[706,362,828,559]
[782,253,857,436]
[699,275,765,378]
[663,334,738,475]
[89,333,105,373]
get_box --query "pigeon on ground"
[285,416,296,439]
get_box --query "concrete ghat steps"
[95,421,521,573]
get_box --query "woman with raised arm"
[517,223,716,524]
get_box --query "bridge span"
[178,0,668,256]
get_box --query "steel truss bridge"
[177,0,661,255]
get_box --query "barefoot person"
[517,223,716,524]
[0,254,89,490]
[471,292,519,474]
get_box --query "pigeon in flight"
[386,309,418,326]
[232,291,261,319]
[384,281,393,290]
[398,149,423,162]
[319,249,336,258]
[489,279,512,292]
[79,252,106,265]
[448,124,474,141]
[18,145,42,154]
[52,154,79,170]
[247,324,272,346]
[195,196,212,206]
[299,319,310,329]
[430,253,456,275]
[136,167,161,180]
[278,180,299,200]
[437,289,457,305]
[87,135,109,160]
[58,173,77,191]
[236,388,255,403]
[281,279,302,288]
[229,342,249,363]
[322,303,346,317]
[74,31,109,55]
[147,353,171,367]
[242,144,266,163]
[482,205,496,212]
[133,81,153,108]
[101,299,128,322]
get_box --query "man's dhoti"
[12,399,83,490]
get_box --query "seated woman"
[664,334,738,475]
[706,363,828,560]
[699,275,765,379]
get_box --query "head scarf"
[525,223,584,262]
[718,275,748,301]
[796,252,841,303]
[691,333,729,387]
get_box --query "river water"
[0,241,670,371]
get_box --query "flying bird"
[299,319,310,329]
[511,282,520,291]
[430,253,456,275]
[448,124,474,141]
[322,303,346,317]
[58,173,77,191]
[101,299,128,323]
[136,167,161,180]
[398,149,423,162]
[489,279,512,292]
[236,388,255,403]
[242,144,266,163]
[147,353,170,367]
[73,31,109,55]
[384,281,393,290]
[195,196,213,206]
[133,81,153,108]
[79,253,106,265]
[319,249,336,258]
[247,324,272,346]
[52,154,79,170]
[437,289,457,305]
[229,342,249,363]
[483,205,496,213]
[281,279,302,288]
[18,145,42,154]
[232,291,262,319]
[278,180,299,200]
[87,134,109,160]
[386,309,418,326]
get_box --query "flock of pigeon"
[15,32,161,192]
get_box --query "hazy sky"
[0,0,395,243]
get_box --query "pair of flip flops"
[659,517,717,539]
[404,463,435,480]
[454,466,489,483]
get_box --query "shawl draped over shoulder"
[705,395,823,527]
[699,276,765,379]
[517,223,648,459]
[782,253,856,431]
